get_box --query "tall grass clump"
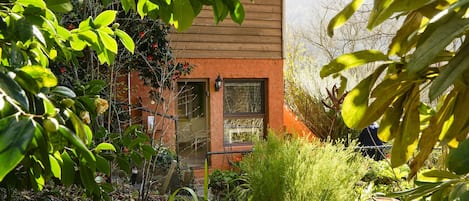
[240,133,371,201]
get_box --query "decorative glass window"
[178,82,205,119]
[223,80,265,145]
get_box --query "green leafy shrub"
[362,160,413,195]
[239,132,371,201]
[209,169,246,200]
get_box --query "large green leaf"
[378,96,404,142]
[16,0,47,9]
[0,116,35,181]
[58,125,95,164]
[388,11,422,56]
[14,70,40,94]
[115,29,134,53]
[93,10,116,28]
[65,109,90,145]
[173,0,195,31]
[320,50,388,78]
[407,12,469,77]
[61,151,75,186]
[429,41,469,100]
[409,92,456,178]
[79,160,98,194]
[37,93,57,117]
[0,72,29,110]
[447,139,469,175]
[121,0,136,13]
[391,85,421,168]
[51,86,76,98]
[49,154,61,179]
[439,88,469,146]
[368,0,431,30]
[96,154,110,176]
[229,0,244,24]
[45,0,73,13]
[213,0,229,24]
[327,0,364,37]
[95,142,116,153]
[341,65,387,129]
[97,30,117,54]
[21,65,58,88]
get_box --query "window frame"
[223,79,267,146]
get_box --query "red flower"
[59,67,66,74]
[152,43,158,48]
[67,24,75,30]
[139,31,145,38]
[183,63,189,69]
[234,155,243,162]
[147,55,154,61]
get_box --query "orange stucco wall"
[126,58,284,171]
[181,58,284,169]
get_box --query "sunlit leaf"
[391,85,420,168]
[409,92,455,178]
[14,70,40,94]
[341,65,387,129]
[16,0,46,9]
[115,29,134,53]
[95,142,116,153]
[368,0,431,30]
[417,170,459,183]
[98,30,117,54]
[388,11,423,56]
[93,10,116,28]
[38,93,57,117]
[378,96,404,142]
[327,0,364,36]
[229,0,244,24]
[49,154,61,179]
[439,89,469,146]
[320,50,388,78]
[21,65,58,88]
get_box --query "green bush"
[209,169,246,200]
[239,133,371,201]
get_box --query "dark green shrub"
[209,170,245,200]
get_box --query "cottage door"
[176,82,209,168]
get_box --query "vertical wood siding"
[169,0,283,59]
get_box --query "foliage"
[325,0,469,199]
[239,132,371,201]
[0,0,245,199]
[209,169,246,200]
[362,160,413,195]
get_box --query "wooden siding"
[169,0,283,59]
